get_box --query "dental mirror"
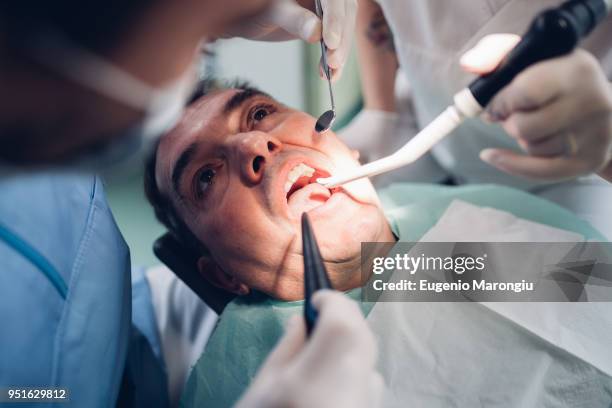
[315,109,336,133]
[314,0,336,133]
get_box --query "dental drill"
[319,0,612,188]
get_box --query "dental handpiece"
[319,0,611,188]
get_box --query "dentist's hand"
[461,34,612,182]
[225,0,357,80]
[235,290,383,408]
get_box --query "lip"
[272,155,335,220]
[307,189,351,219]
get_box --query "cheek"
[203,197,262,255]
[197,187,294,274]
[274,113,361,163]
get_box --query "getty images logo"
[372,252,488,276]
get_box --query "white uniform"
[371,0,612,238]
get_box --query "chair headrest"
[153,233,235,314]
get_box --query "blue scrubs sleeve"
[0,173,131,408]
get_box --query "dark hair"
[144,78,257,255]
[0,0,154,54]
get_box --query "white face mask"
[18,31,199,170]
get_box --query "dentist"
[0,0,380,407]
[342,0,612,237]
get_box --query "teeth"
[284,163,316,194]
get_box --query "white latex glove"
[235,290,383,408]
[225,0,357,80]
[339,109,400,162]
[461,34,612,182]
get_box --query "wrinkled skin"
[155,88,395,300]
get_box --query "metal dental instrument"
[314,0,337,133]
[319,0,612,188]
[302,212,333,336]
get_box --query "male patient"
[146,81,612,408]
[145,81,395,300]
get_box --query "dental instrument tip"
[315,110,336,133]
[316,177,333,187]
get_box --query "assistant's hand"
[339,109,401,162]
[461,34,612,182]
[224,0,357,80]
[235,290,383,408]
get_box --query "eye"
[196,168,216,198]
[253,107,269,121]
[249,104,276,126]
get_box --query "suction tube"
[319,0,611,188]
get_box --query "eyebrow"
[172,142,198,197]
[171,87,271,197]
[223,87,269,114]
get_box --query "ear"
[197,256,250,296]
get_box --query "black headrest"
[153,233,235,314]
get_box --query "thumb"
[267,1,321,43]
[460,34,521,74]
[480,148,588,181]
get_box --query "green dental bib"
[181,184,604,408]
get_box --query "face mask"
[21,30,199,170]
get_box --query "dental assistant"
[343,0,612,237]
[0,0,382,407]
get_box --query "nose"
[234,132,282,184]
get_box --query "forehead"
[156,89,238,194]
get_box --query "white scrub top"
[374,0,612,189]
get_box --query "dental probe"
[319,0,611,188]
[302,212,333,336]
[314,0,337,133]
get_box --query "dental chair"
[153,233,235,314]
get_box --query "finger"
[268,1,321,43]
[480,148,590,181]
[501,97,576,143]
[321,0,345,50]
[460,34,521,74]
[318,56,343,81]
[517,133,569,157]
[300,291,376,368]
[325,40,349,80]
[327,0,356,75]
[259,314,306,371]
[486,53,578,120]
[325,49,346,80]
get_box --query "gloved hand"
[224,0,357,80]
[235,290,383,408]
[339,109,401,162]
[460,34,612,182]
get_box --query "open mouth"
[283,162,336,218]
[284,163,330,200]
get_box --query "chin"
[313,205,386,262]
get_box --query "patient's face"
[155,88,393,300]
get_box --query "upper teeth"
[284,163,316,194]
